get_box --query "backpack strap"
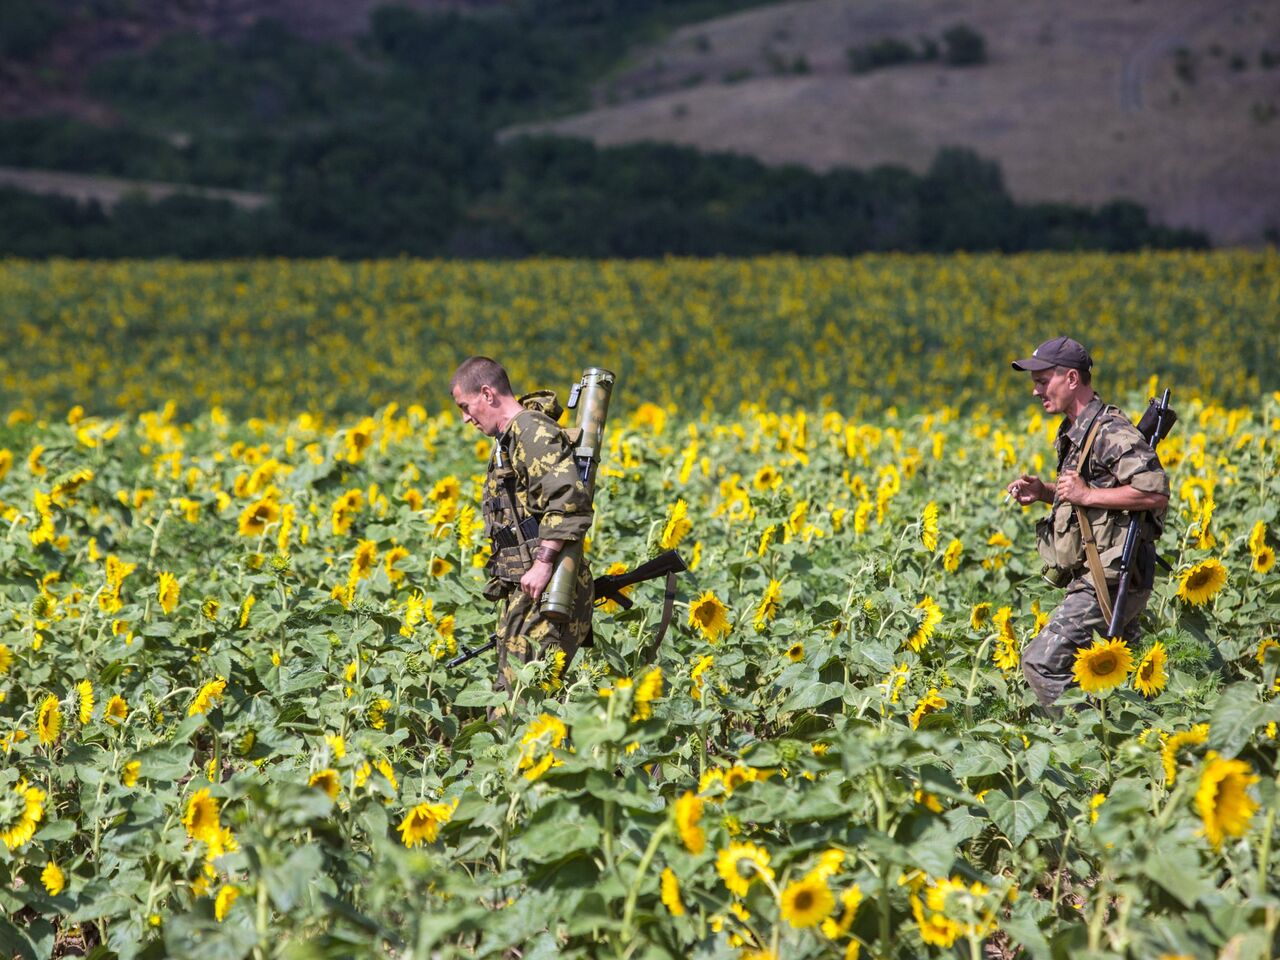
[1072,415,1113,624]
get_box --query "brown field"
[513,0,1280,246]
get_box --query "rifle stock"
[1107,389,1175,637]
[593,550,687,609]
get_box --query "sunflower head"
[1196,752,1260,848]
[1176,559,1228,606]
[1132,642,1168,698]
[1072,637,1134,695]
[779,873,835,928]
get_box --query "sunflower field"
[0,253,1278,960]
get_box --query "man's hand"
[1054,470,1092,506]
[521,559,554,601]
[1007,474,1051,505]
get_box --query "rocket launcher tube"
[540,367,615,622]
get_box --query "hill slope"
[514,0,1280,245]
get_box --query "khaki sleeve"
[1093,416,1170,496]
[513,413,594,542]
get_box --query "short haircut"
[1062,364,1092,386]
[450,356,514,397]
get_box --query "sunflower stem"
[964,634,996,726]
[1256,776,1277,899]
[620,820,670,941]
[1050,822,1073,913]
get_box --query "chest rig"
[482,417,541,584]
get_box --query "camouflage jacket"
[482,394,593,585]
[1048,395,1169,573]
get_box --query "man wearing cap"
[1006,337,1169,713]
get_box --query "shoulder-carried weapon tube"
[541,367,615,622]
[1107,388,1177,638]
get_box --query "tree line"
[0,4,1207,257]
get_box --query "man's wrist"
[534,544,559,564]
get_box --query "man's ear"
[479,385,494,404]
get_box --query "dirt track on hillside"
[0,167,269,210]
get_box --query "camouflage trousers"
[493,559,594,696]
[1023,574,1151,712]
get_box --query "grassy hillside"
[518,0,1280,246]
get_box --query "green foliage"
[0,0,64,60]
[0,381,1276,957]
[847,36,924,74]
[942,24,987,66]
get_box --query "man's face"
[1030,367,1076,414]
[452,384,502,437]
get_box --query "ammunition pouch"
[491,515,540,551]
[1036,503,1083,587]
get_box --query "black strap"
[640,571,680,664]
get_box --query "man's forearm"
[1081,485,1168,512]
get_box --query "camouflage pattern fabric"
[482,407,594,584]
[1047,395,1169,575]
[1023,574,1151,711]
[494,559,593,693]
[480,401,594,694]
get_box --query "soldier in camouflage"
[1006,337,1169,712]
[450,357,594,697]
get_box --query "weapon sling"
[495,431,535,571]
[1072,415,1113,626]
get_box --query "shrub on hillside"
[943,23,987,66]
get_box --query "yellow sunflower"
[660,499,693,549]
[1176,559,1228,606]
[942,539,963,573]
[1072,638,1133,695]
[821,883,864,939]
[688,590,731,643]
[517,713,567,782]
[237,497,279,536]
[183,789,222,846]
[690,655,713,702]
[397,798,457,847]
[970,603,992,631]
[104,695,129,725]
[779,873,835,928]
[309,768,341,801]
[660,867,685,916]
[910,688,947,730]
[214,884,240,922]
[76,679,94,725]
[754,578,783,631]
[715,840,773,897]
[1162,723,1209,785]
[0,642,12,674]
[351,539,378,580]
[632,666,664,721]
[1253,544,1275,574]
[906,596,942,652]
[674,791,705,854]
[1132,642,1168,698]
[920,501,939,552]
[785,641,805,663]
[0,779,45,851]
[37,694,62,745]
[1196,752,1259,848]
[41,861,65,896]
[188,677,227,716]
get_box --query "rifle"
[1107,389,1177,637]
[444,550,688,670]
[594,549,688,610]
[595,550,689,663]
[445,635,497,669]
